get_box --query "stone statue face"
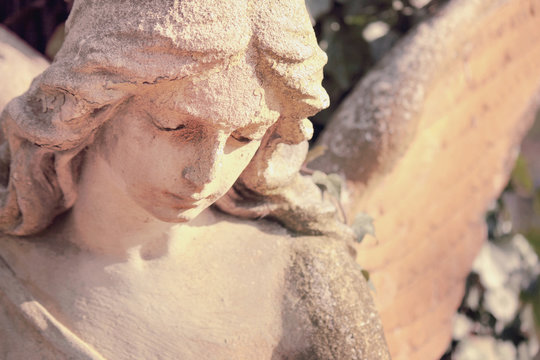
[0,0,330,235]
[93,55,280,222]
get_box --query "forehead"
[149,1,252,56]
[59,0,328,115]
[59,0,327,128]
[146,56,280,130]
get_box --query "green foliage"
[507,148,540,344]
[521,277,540,341]
[319,14,369,92]
[305,0,451,129]
[361,268,376,292]
[511,155,535,196]
[524,228,540,258]
[312,170,343,199]
[534,188,540,217]
[304,145,328,164]
[45,23,65,60]
[351,212,375,243]
[310,169,375,243]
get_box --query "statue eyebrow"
[232,124,271,141]
[144,104,276,135]
[156,92,280,132]
[209,115,277,134]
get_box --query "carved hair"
[0,0,333,236]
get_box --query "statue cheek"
[218,144,259,186]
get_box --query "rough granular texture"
[276,236,390,360]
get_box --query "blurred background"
[2,0,540,359]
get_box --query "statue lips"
[163,191,200,210]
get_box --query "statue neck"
[66,148,179,260]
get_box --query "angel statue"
[0,0,389,359]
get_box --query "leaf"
[45,23,66,60]
[319,15,369,90]
[351,212,375,243]
[367,279,376,293]
[344,14,371,27]
[361,269,370,281]
[305,145,328,164]
[360,268,376,293]
[326,173,343,198]
[534,188,540,216]
[524,228,540,258]
[511,155,534,196]
[521,275,540,338]
[311,170,328,186]
[311,170,342,199]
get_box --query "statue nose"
[182,161,222,191]
[182,133,226,191]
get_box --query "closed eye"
[157,124,186,132]
[231,133,253,143]
[144,110,187,132]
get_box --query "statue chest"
[0,223,292,359]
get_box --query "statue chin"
[0,0,390,359]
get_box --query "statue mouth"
[163,191,201,210]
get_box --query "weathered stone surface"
[312,0,540,359]
[0,2,389,359]
[0,210,390,359]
